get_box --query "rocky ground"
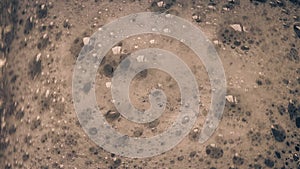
[0,0,300,169]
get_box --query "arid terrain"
[1,0,300,168]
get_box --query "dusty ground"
[1,0,300,168]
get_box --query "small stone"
[0,58,6,68]
[24,17,34,34]
[294,23,300,38]
[225,95,237,104]
[213,40,219,45]
[189,128,200,141]
[112,158,121,168]
[63,19,71,28]
[36,53,41,62]
[105,110,120,121]
[157,1,164,7]
[271,124,286,142]
[276,0,285,7]
[112,46,121,55]
[4,25,12,34]
[105,82,111,88]
[82,37,90,45]
[29,56,42,79]
[230,24,243,32]
[293,153,299,161]
[177,155,184,161]
[22,152,29,161]
[241,45,250,51]
[45,89,50,98]
[136,55,145,62]
[149,39,155,44]
[37,4,48,18]
[49,21,54,29]
[192,13,204,23]
[288,100,299,120]
[37,34,49,50]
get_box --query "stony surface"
[0,0,300,169]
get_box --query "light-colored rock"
[105,82,111,88]
[83,37,90,45]
[112,46,122,55]
[230,24,243,32]
[45,89,50,98]
[4,25,12,34]
[0,58,6,68]
[149,39,155,44]
[136,55,145,62]
[36,53,41,62]
[157,1,164,7]
[225,95,237,104]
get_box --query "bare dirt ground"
[1,0,300,169]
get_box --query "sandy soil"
[0,0,300,169]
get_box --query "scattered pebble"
[105,110,120,121]
[225,95,238,104]
[294,23,300,38]
[112,46,122,55]
[136,55,145,62]
[192,13,204,23]
[241,45,250,51]
[63,19,71,28]
[37,4,48,19]
[230,24,243,32]
[0,58,6,68]
[105,82,111,88]
[82,37,90,45]
[157,1,164,8]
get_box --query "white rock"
[45,89,50,98]
[225,95,237,104]
[213,40,219,45]
[157,1,164,7]
[112,46,122,55]
[0,58,6,68]
[230,24,243,32]
[149,39,155,44]
[36,53,41,62]
[83,37,90,45]
[136,55,145,62]
[105,82,111,88]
